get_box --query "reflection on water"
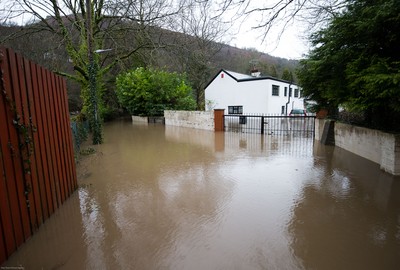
[289,144,400,270]
[2,120,400,269]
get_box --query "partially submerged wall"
[164,110,214,131]
[335,123,383,165]
[131,116,165,124]
[315,119,400,175]
[131,115,148,123]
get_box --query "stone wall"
[314,118,325,141]
[164,110,214,131]
[131,115,148,123]
[315,119,400,175]
[131,116,165,124]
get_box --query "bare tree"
[0,0,187,144]
[1,0,186,80]
[215,0,347,48]
[168,0,230,109]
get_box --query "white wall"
[205,71,304,115]
[205,72,240,111]
[315,119,400,175]
[266,81,304,114]
[334,123,382,164]
[164,110,214,131]
[131,115,148,123]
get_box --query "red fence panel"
[24,57,47,231]
[1,48,28,248]
[0,47,77,263]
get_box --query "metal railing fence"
[224,114,315,137]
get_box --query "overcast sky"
[222,0,311,60]
[232,25,309,60]
[228,16,310,60]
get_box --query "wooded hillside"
[0,22,299,114]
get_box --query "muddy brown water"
[2,120,400,270]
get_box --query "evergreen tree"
[281,68,294,81]
[269,65,278,77]
[297,0,400,130]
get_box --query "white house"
[204,69,305,115]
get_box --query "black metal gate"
[224,114,315,137]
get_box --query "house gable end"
[204,69,239,90]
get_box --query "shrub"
[116,67,196,116]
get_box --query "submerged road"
[3,120,400,269]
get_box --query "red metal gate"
[0,47,77,263]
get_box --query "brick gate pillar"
[214,109,225,132]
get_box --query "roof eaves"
[237,76,295,84]
[205,69,298,89]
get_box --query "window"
[294,88,299,98]
[228,106,243,114]
[289,87,292,97]
[284,87,287,97]
[281,106,285,115]
[272,85,280,96]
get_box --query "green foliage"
[70,115,89,152]
[116,67,196,116]
[297,0,400,130]
[0,84,35,176]
[281,68,294,81]
[78,54,103,144]
[269,65,278,78]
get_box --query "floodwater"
[2,119,400,270]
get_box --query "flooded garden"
[2,119,400,270]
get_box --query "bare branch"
[215,0,347,50]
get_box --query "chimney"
[251,69,261,77]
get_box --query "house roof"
[224,70,253,80]
[205,69,297,89]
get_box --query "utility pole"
[86,0,102,144]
